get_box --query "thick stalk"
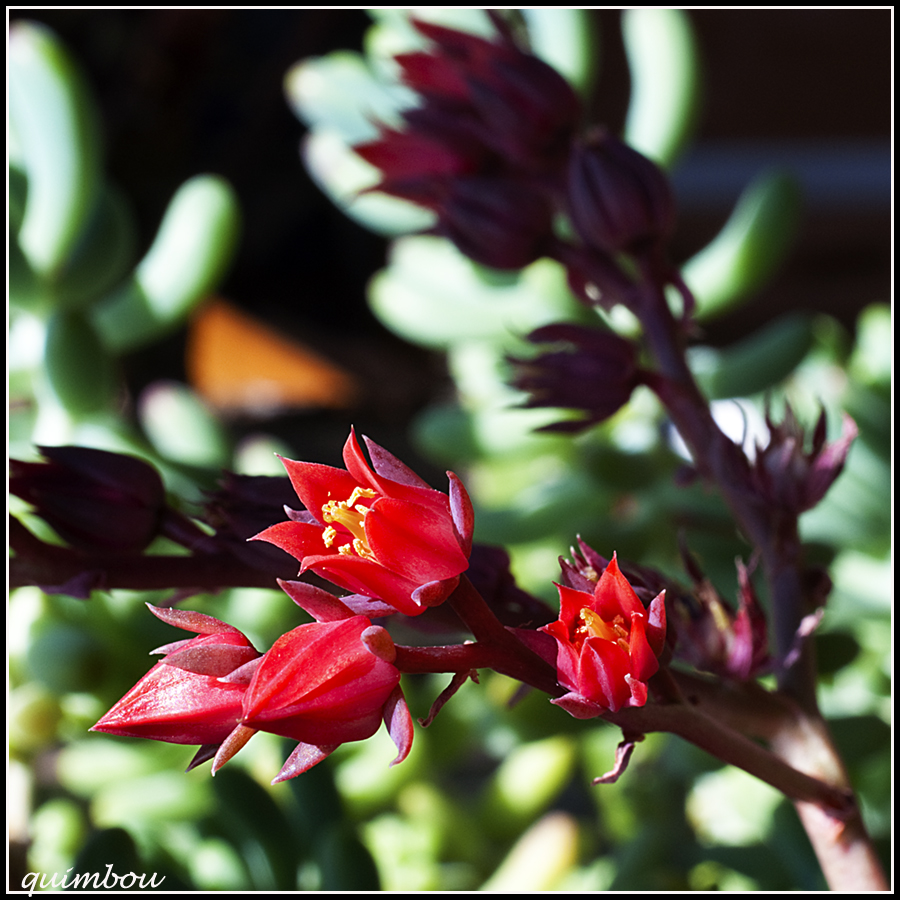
[770,711,888,891]
[626,264,884,889]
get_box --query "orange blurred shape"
[187,299,359,415]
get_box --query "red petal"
[624,673,649,708]
[384,685,414,766]
[271,742,338,783]
[242,620,370,719]
[251,520,334,562]
[303,554,423,616]
[278,456,359,520]
[92,663,246,745]
[646,590,667,657]
[147,603,241,635]
[365,497,469,581]
[448,471,474,555]
[276,579,356,622]
[243,618,399,746]
[363,434,431,488]
[580,639,632,712]
[347,430,452,515]
[626,613,660,683]
[555,583,592,632]
[592,554,645,620]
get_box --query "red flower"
[252,430,473,616]
[541,554,666,717]
[237,594,412,782]
[91,605,260,746]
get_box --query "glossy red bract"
[92,613,259,746]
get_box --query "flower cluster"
[89,430,674,782]
[93,430,470,780]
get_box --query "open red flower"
[252,430,473,616]
[541,554,666,717]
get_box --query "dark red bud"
[9,446,166,554]
[568,130,674,254]
[438,177,554,270]
[510,323,640,432]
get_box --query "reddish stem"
[9,516,291,593]
[447,575,562,695]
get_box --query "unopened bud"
[568,130,674,255]
[438,177,553,270]
[10,446,166,554]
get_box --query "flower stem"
[446,575,561,694]
[9,516,291,594]
[619,260,885,889]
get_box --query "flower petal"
[271,742,338,784]
[301,554,423,616]
[278,456,359,521]
[384,685,415,766]
[365,498,469,581]
[251,520,337,562]
[363,434,432,489]
[592,554,645,620]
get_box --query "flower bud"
[751,406,858,515]
[438,177,554,270]
[92,605,260,746]
[241,617,402,748]
[510,323,640,432]
[567,130,674,254]
[9,446,166,554]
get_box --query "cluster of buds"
[356,15,581,269]
[354,14,677,435]
[751,405,858,517]
[671,554,770,681]
[356,16,675,277]
[9,446,168,555]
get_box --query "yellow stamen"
[321,487,377,560]
[575,608,630,653]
